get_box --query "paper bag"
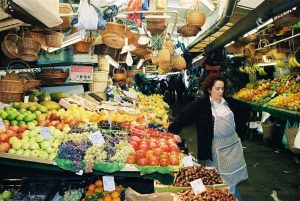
[294,124,300,149]
[125,187,178,201]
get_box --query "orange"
[98,199,104,201]
[95,179,103,187]
[95,187,103,193]
[112,198,120,201]
[111,191,120,198]
[88,184,96,192]
[115,186,121,193]
[104,196,112,201]
[85,190,94,196]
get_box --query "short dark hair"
[201,73,227,96]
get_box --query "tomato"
[0,134,9,143]
[153,148,162,157]
[149,142,158,150]
[146,150,154,159]
[170,144,179,152]
[159,158,170,166]
[126,155,136,164]
[160,144,170,152]
[135,150,146,159]
[169,156,179,166]
[149,137,158,142]
[159,138,166,143]
[148,156,159,166]
[139,143,149,151]
[137,158,148,166]
[130,141,139,151]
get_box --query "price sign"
[103,176,116,192]
[190,178,206,195]
[24,96,29,103]
[0,119,6,131]
[51,192,62,201]
[181,155,193,167]
[271,91,277,98]
[89,131,105,147]
[286,81,289,86]
[76,170,83,175]
[40,126,52,140]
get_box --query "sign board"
[69,65,93,83]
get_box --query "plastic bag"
[294,124,300,149]
[75,0,105,30]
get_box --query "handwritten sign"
[190,178,206,195]
[89,131,105,147]
[70,65,93,83]
[103,176,116,192]
[181,155,194,167]
[40,126,52,140]
[271,91,277,98]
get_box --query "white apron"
[206,107,248,186]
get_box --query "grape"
[63,188,84,201]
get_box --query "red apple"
[0,134,9,143]
[49,113,58,121]
[0,142,11,153]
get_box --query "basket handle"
[6,60,37,79]
[113,67,125,74]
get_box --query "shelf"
[41,82,88,87]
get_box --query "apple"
[28,130,37,138]
[12,140,22,150]
[16,149,24,155]
[48,152,57,160]
[22,141,30,150]
[39,150,49,160]
[22,135,30,142]
[0,134,10,143]
[8,136,19,144]
[49,113,58,121]
[2,190,12,200]
[37,114,46,122]
[45,147,54,154]
[23,149,31,156]
[0,142,11,153]
[41,141,51,150]
[22,130,30,138]
[35,135,44,143]
[30,150,40,157]
[8,148,16,154]
[27,122,36,131]
[30,142,40,150]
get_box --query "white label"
[51,192,62,201]
[89,131,105,147]
[75,170,83,175]
[261,112,271,123]
[175,47,183,55]
[0,119,6,131]
[249,122,259,129]
[103,176,116,192]
[257,123,263,133]
[271,91,277,98]
[285,81,289,86]
[24,96,29,103]
[123,91,137,99]
[190,178,206,195]
[181,155,194,167]
[40,126,52,140]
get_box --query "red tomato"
[153,148,162,157]
[135,150,146,159]
[126,155,136,164]
[159,158,170,166]
[130,141,139,151]
[169,156,179,166]
[0,134,9,143]
[0,142,11,153]
[148,156,159,166]
[139,143,149,151]
[149,142,158,150]
[137,158,148,166]
[160,144,170,152]
[146,150,154,159]
[170,144,179,152]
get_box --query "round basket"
[131,48,152,56]
[1,33,20,59]
[177,24,201,37]
[0,91,24,103]
[89,81,108,93]
[102,33,125,49]
[45,31,64,48]
[16,37,41,62]
[59,3,73,29]
[73,41,92,53]
[113,67,127,81]
[285,127,300,154]
[93,71,109,82]
[147,21,166,35]
[186,10,206,27]
[23,79,41,92]
[36,69,68,85]
[98,55,109,71]
[25,31,46,46]
[0,80,24,92]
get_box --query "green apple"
[30,150,40,157]
[2,190,12,200]
[9,136,19,144]
[52,139,60,148]
[30,142,40,150]
[35,135,44,143]
[29,137,37,144]
[39,150,49,160]
[12,140,22,150]
[16,149,24,155]
[34,110,42,116]
[45,147,54,154]
[22,141,30,150]
[28,130,37,138]
[22,130,30,138]
[23,149,31,156]
[22,135,30,142]
[48,153,57,160]
[41,141,51,150]
[8,148,16,154]
[27,122,36,130]
[62,125,71,134]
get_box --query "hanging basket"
[177,24,201,37]
[186,10,206,27]
[16,37,41,62]
[73,41,92,53]
[113,67,127,81]
[1,33,20,59]
[257,39,270,54]
[45,31,64,48]
[102,33,125,49]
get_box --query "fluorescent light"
[243,18,274,36]
[192,54,204,64]
[257,62,276,67]
[47,30,86,53]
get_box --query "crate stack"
[89,55,109,93]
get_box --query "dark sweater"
[168,96,249,160]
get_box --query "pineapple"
[158,49,170,62]
[173,55,187,71]
[164,40,173,53]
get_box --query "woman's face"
[208,80,224,102]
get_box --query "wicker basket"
[25,31,46,46]
[0,91,24,103]
[177,24,201,37]
[89,81,108,92]
[186,10,206,27]
[147,21,166,35]
[93,71,109,82]
[98,55,109,71]
[17,37,41,62]
[131,48,152,56]
[36,69,68,85]
[1,33,20,59]
[45,31,64,48]
[59,3,73,29]
[113,67,127,81]
[73,41,92,53]
[285,127,300,154]
[102,33,125,49]
[0,80,24,92]
[127,69,141,78]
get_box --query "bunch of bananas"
[276,59,286,68]
[239,64,267,76]
[288,56,300,68]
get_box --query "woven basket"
[257,39,270,54]
[0,91,24,103]
[147,21,166,35]
[98,55,109,71]
[113,67,127,81]
[17,37,41,62]
[285,127,300,154]
[45,31,64,48]
[73,41,92,53]
[1,33,20,59]
[93,71,109,82]
[177,24,201,37]
[131,48,152,56]
[36,69,68,85]
[89,81,108,92]
[101,33,125,49]
[186,10,206,27]
[25,31,46,46]
[0,80,24,92]
[59,3,73,29]
[127,69,140,78]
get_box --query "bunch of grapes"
[110,140,135,162]
[63,188,84,201]
[70,124,98,134]
[84,145,107,165]
[64,132,90,144]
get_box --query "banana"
[289,57,296,68]
[292,57,300,67]
[239,67,245,73]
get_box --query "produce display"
[234,75,300,111]
[177,189,237,201]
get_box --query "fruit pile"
[177,189,237,201]
[234,75,300,111]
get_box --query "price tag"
[76,170,83,175]
[40,126,52,140]
[0,119,6,131]
[181,155,193,167]
[51,192,62,201]
[249,122,259,129]
[89,131,105,147]
[24,96,29,103]
[285,81,289,86]
[190,178,206,195]
[271,91,277,98]
[103,176,115,192]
